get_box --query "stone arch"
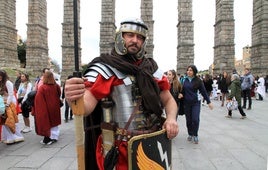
[213,0,235,75]
[1,0,267,80]
[0,0,18,68]
[26,0,49,73]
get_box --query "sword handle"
[71,97,85,115]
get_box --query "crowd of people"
[170,67,268,145]
[178,70,266,128]
[0,68,66,145]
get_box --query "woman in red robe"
[34,70,61,145]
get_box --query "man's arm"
[160,90,177,120]
[65,77,98,116]
[160,90,179,139]
[83,88,98,115]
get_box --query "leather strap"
[123,98,141,130]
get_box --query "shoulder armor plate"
[84,63,132,85]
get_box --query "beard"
[126,44,141,55]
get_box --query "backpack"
[24,90,37,107]
[0,95,5,115]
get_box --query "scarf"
[85,50,163,117]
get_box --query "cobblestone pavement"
[0,95,268,170]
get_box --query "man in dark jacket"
[241,68,254,110]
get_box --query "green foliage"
[81,64,88,75]
[198,69,209,75]
[17,39,27,67]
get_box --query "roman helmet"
[115,18,148,59]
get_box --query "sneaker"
[225,115,232,118]
[40,140,46,145]
[40,140,52,145]
[46,139,57,145]
[40,137,53,145]
[46,140,53,145]
[14,137,24,143]
[247,107,251,110]
[51,139,57,143]
[193,136,199,144]
[240,116,246,119]
[21,126,32,133]
[4,140,15,145]
[48,139,57,145]
[187,135,193,141]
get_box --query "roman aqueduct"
[0,0,267,81]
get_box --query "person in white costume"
[256,75,265,100]
[0,70,24,144]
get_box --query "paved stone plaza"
[0,95,268,170]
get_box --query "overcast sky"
[16,0,253,72]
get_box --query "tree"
[17,39,27,68]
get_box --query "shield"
[128,129,172,170]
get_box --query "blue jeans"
[184,101,201,136]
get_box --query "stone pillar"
[0,0,18,68]
[213,0,235,75]
[99,0,116,54]
[177,0,194,75]
[61,0,81,82]
[141,0,154,58]
[251,0,268,75]
[26,0,49,73]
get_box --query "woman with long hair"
[17,72,33,133]
[34,70,61,145]
[0,70,24,144]
[218,71,231,107]
[167,69,182,116]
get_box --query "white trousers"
[50,126,60,140]
[1,123,24,142]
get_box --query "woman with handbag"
[226,74,246,119]
[17,73,33,133]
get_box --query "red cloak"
[34,84,61,137]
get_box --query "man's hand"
[162,118,179,140]
[64,77,86,103]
